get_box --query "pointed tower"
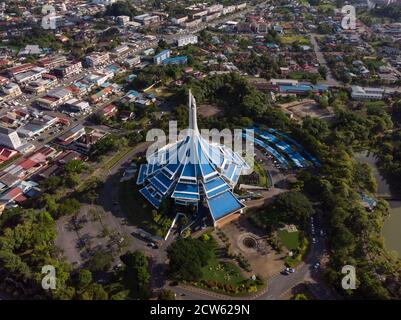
[137,90,250,227]
[188,89,199,134]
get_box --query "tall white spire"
[188,90,199,133]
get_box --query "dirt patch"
[198,104,224,117]
[278,99,333,121]
[247,77,270,91]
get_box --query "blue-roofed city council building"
[136,90,252,228]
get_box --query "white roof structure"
[137,90,250,222]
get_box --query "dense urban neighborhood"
[0,0,401,305]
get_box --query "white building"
[171,15,188,25]
[125,56,141,67]
[176,34,198,47]
[350,86,385,100]
[208,4,223,13]
[2,82,22,97]
[92,0,116,4]
[134,14,160,26]
[84,52,110,67]
[269,78,299,86]
[111,45,134,60]
[236,3,247,10]
[54,61,82,78]
[14,67,48,86]
[117,15,130,26]
[203,11,221,22]
[0,126,22,150]
[18,45,42,56]
[223,6,236,15]
[65,98,90,112]
[85,71,114,86]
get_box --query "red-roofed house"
[100,104,117,119]
[6,63,36,77]
[0,76,9,86]
[29,152,47,164]
[0,147,18,163]
[0,187,23,203]
[19,158,37,170]
[36,146,59,158]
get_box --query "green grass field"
[277,230,300,251]
[317,3,336,12]
[200,259,245,286]
[280,35,311,46]
[253,161,270,187]
[103,147,131,170]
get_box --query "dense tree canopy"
[251,191,314,232]
[167,237,215,281]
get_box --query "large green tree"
[167,237,215,281]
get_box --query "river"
[354,150,401,257]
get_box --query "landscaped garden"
[248,191,313,267]
[280,35,311,46]
[195,258,264,296]
[167,234,264,296]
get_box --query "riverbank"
[354,150,401,257]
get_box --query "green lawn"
[200,259,246,286]
[280,35,310,46]
[103,147,132,170]
[253,161,270,187]
[277,230,300,251]
[317,3,336,12]
[0,154,21,171]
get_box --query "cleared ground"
[278,99,334,121]
[197,104,224,117]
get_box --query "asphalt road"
[97,141,177,292]
[309,34,340,87]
